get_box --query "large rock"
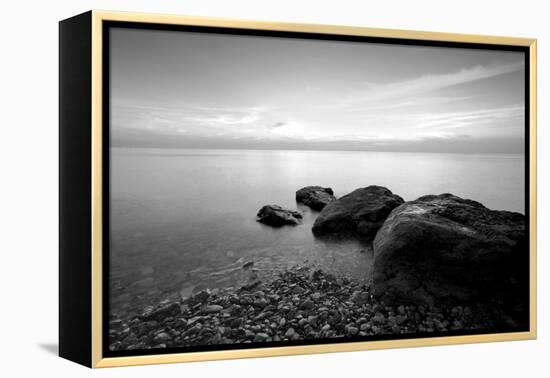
[296,186,336,211]
[257,205,302,227]
[372,194,527,311]
[312,186,404,239]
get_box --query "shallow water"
[109,148,524,317]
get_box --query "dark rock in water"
[312,186,404,239]
[139,302,181,321]
[310,269,324,281]
[350,290,370,305]
[372,194,527,314]
[257,205,302,227]
[186,289,211,305]
[296,186,336,211]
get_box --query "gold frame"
[89,10,537,368]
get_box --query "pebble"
[254,333,269,342]
[153,332,170,343]
[347,326,359,335]
[308,315,318,326]
[285,328,296,338]
[110,319,123,330]
[203,305,223,313]
[372,313,385,325]
[109,266,499,350]
[398,305,406,315]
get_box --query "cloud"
[353,95,472,112]
[413,105,524,130]
[270,121,323,140]
[185,106,266,126]
[362,81,379,89]
[188,113,259,125]
[341,61,524,106]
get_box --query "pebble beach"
[109,265,498,351]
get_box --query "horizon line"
[110,145,525,156]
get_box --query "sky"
[110,27,525,153]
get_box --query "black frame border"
[59,11,93,367]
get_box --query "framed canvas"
[59,10,537,368]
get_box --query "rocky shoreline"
[109,265,501,351]
[257,186,527,312]
[109,185,528,352]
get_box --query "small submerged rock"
[240,280,262,292]
[139,302,181,321]
[296,186,336,211]
[187,289,211,305]
[257,205,303,227]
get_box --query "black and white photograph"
[106,25,529,354]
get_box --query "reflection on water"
[109,148,524,318]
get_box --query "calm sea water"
[109,148,524,317]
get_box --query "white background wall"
[1,0,547,376]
